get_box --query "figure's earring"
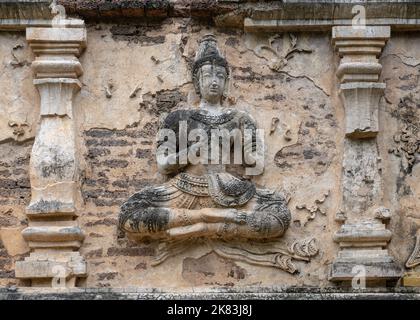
[190,69,201,106]
[193,68,202,97]
[222,68,231,101]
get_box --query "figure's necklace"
[191,109,235,125]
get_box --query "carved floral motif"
[252,33,312,72]
[153,238,319,274]
[389,123,419,172]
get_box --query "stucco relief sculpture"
[119,34,318,272]
[389,121,419,285]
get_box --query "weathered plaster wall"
[0,32,35,286]
[0,19,418,288]
[379,32,420,268]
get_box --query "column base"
[329,259,402,283]
[330,220,403,284]
[15,251,87,288]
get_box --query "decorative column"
[329,26,402,285]
[15,25,87,287]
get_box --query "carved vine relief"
[389,123,419,173]
[388,96,419,270]
[252,33,312,72]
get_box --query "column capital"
[26,26,87,56]
[26,25,87,79]
[332,25,391,138]
[332,26,390,83]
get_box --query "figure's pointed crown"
[192,34,229,94]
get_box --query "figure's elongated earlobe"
[223,68,231,99]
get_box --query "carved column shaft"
[329,26,402,284]
[15,25,87,287]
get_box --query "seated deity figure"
[119,34,291,241]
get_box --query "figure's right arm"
[156,141,189,175]
[155,111,189,175]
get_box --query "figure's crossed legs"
[119,203,249,240]
[166,208,248,240]
[119,187,290,240]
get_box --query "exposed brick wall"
[82,88,186,209]
[0,239,15,283]
[82,120,159,207]
[57,0,239,19]
[80,120,158,286]
[0,142,31,209]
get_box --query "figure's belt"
[171,172,256,207]
[171,172,209,197]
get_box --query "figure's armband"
[156,128,177,168]
[156,111,190,174]
[241,113,265,175]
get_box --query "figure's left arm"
[240,112,265,176]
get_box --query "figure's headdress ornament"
[192,34,229,94]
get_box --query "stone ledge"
[1,287,420,300]
[2,1,420,31]
[0,0,84,30]
[0,0,52,20]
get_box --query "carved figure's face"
[198,64,227,104]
